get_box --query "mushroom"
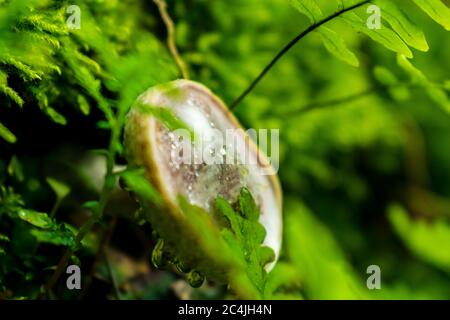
[124,80,282,270]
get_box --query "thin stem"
[49,198,62,218]
[154,0,189,79]
[230,0,371,110]
[274,82,450,117]
[280,87,378,116]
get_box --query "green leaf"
[373,66,410,101]
[0,122,17,144]
[412,0,450,31]
[377,0,429,52]
[238,187,260,221]
[215,197,241,233]
[318,27,359,67]
[82,201,99,211]
[214,188,275,296]
[120,169,162,206]
[388,204,450,273]
[444,80,450,91]
[135,101,196,140]
[16,209,55,229]
[0,71,24,107]
[7,156,24,181]
[289,0,323,23]
[77,94,91,115]
[342,12,413,58]
[0,186,24,216]
[397,55,450,113]
[289,0,358,66]
[30,228,75,248]
[46,177,71,200]
[265,262,303,299]
[284,199,368,299]
[2,56,42,81]
[44,107,67,125]
[0,233,10,242]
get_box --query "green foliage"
[1,0,450,300]
[120,169,162,206]
[133,99,197,140]
[397,54,450,113]
[411,0,450,30]
[289,0,360,66]
[288,0,450,115]
[214,188,275,296]
[46,178,70,202]
[0,121,16,143]
[284,199,368,299]
[0,0,177,143]
[126,168,275,298]
[376,0,428,52]
[389,204,450,274]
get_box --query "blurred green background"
[0,0,449,299]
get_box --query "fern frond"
[377,0,429,52]
[0,122,16,143]
[1,56,42,81]
[74,51,102,75]
[19,13,68,35]
[0,84,24,107]
[397,54,450,113]
[289,0,360,66]
[288,0,449,62]
[412,0,450,31]
[23,30,61,49]
[77,94,91,115]
[0,71,24,106]
[342,11,413,58]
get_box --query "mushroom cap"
[125,80,282,270]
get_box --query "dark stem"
[273,82,450,117]
[280,87,378,116]
[230,0,371,110]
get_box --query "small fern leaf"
[377,0,429,52]
[318,27,359,67]
[373,66,410,101]
[289,0,323,23]
[77,94,91,116]
[1,85,24,107]
[44,107,67,125]
[412,0,450,31]
[2,56,42,81]
[397,55,450,113]
[24,31,61,49]
[0,71,24,106]
[0,122,17,144]
[342,12,413,58]
[75,52,102,75]
[290,0,359,66]
[21,14,68,35]
[389,204,450,273]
